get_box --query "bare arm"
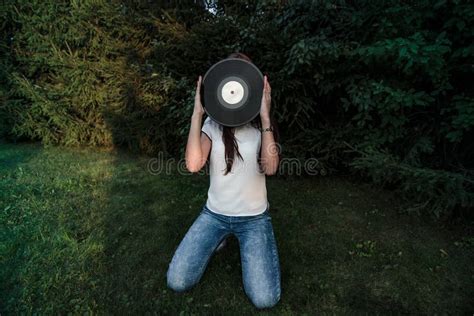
[259,75,280,175]
[185,76,212,173]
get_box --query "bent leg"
[167,211,230,292]
[237,216,281,309]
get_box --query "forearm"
[260,117,279,175]
[185,114,204,170]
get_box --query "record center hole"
[231,91,234,94]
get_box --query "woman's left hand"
[260,75,271,121]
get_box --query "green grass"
[1,142,473,314]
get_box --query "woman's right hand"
[193,75,205,117]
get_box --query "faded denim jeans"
[166,203,281,309]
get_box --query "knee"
[166,266,192,293]
[249,289,281,309]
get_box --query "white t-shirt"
[201,116,269,216]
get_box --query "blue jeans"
[166,203,281,309]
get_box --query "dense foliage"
[1,0,473,220]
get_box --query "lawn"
[1,142,473,314]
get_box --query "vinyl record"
[202,58,263,127]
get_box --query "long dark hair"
[220,52,280,175]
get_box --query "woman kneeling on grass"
[166,52,282,309]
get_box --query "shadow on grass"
[0,141,40,172]
[0,141,41,309]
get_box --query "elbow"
[186,161,202,173]
[263,165,279,176]
[186,164,201,173]
[265,169,278,176]
[260,159,279,176]
[186,158,206,173]
[262,158,279,176]
[187,166,201,173]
